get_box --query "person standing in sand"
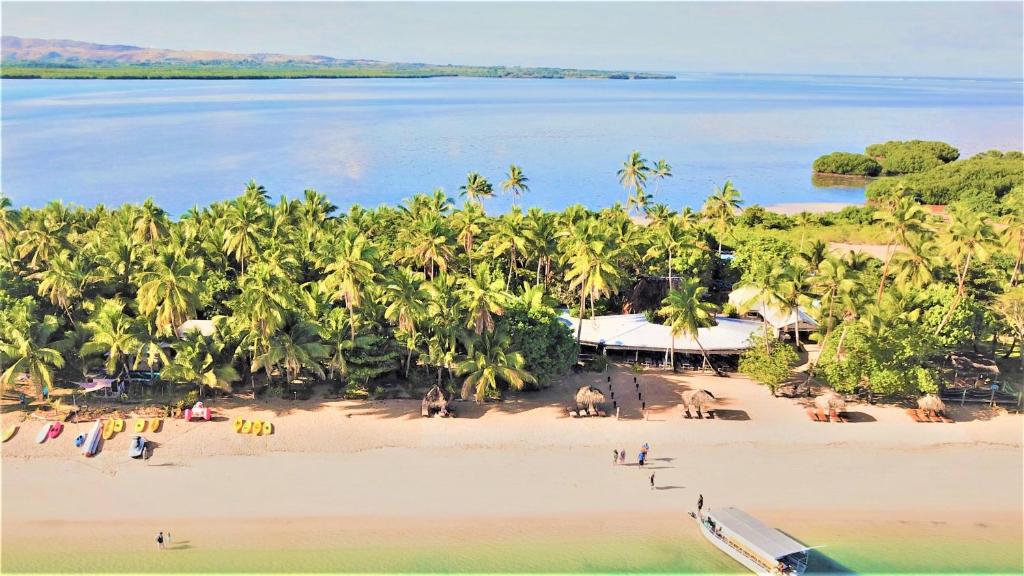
[156,531,164,550]
[618,449,625,465]
[650,472,655,490]
[613,449,619,465]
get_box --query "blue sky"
[3,1,1022,78]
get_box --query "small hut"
[575,385,606,413]
[682,389,716,418]
[421,385,450,418]
[917,394,945,413]
[814,391,847,412]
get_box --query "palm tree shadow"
[654,485,684,490]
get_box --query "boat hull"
[692,512,805,576]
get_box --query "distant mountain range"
[1,36,674,80]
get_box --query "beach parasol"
[575,385,606,410]
[814,391,846,411]
[917,394,945,413]
[421,385,449,416]
[682,389,716,409]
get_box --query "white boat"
[691,506,809,576]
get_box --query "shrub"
[736,205,793,230]
[817,205,877,226]
[505,307,577,387]
[732,236,794,284]
[739,330,798,395]
[866,149,1022,205]
[865,140,960,174]
[812,152,882,176]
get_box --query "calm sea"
[2,74,1021,215]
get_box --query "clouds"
[3,1,1021,78]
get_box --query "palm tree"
[482,208,528,287]
[737,267,788,351]
[424,271,466,385]
[618,151,650,214]
[650,159,673,196]
[456,328,536,402]
[457,264,510,335]
[459,172,494,209]
[81,299,141,379]
[891,236,942,289]
[777,263,814,349]
[29,250,89,325]
[324,227,378,339]
[163,330,239,397]
[221,199,266,275]
[501,164,530,208]
[1001,209,1024,286]
[563,222,622,343]
[702,181,743,256]
[873,195,930,302]
[658,278,716,372]
[133,198,169,245]
[451,202,485,268]
[383,268,429,376]
[812,257,858,342]
[1,315,67,399]
[397,214,453,279]
[993,287,1024,371]
[935,210,997,335]
[136,251,201,336]
[319,308,375,383]
[252,318,327,385]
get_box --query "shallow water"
[2,75,1021,214]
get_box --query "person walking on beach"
[697,494,704,512]
[613,449,619,465]
[642,442,650,457]
[650,472,656,490]
[619,449,626,465]
[638,451,645,466]
[167,531,172,546]
[156,531,164,551]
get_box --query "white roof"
[709,507,808,560]
[728,287,818,331]
[176,319,216,338]
[560,313,764,354]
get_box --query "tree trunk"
[793,306,801,351]
[669,334,675,372]
[876,246,895,303]
[935,253,973,337]
[576,283,586,345]
[694,337,719,376]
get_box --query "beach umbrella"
[575,385,606,409]
[683,389,715,409]
[814,391,846,411]
[917,394,945,412]
[421,385,449,416]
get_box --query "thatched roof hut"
[918,394,945,413]
[422,385,449,417]
[682,389,716,409]
[814,391,846,411]
[575,385,606,410]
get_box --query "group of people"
[155,531,172,550]
[611,442,656,488]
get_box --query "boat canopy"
[708,507,809,560]
[559,313,764,354]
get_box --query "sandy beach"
[2,367,1022,573]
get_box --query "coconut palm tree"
[81,299,141,378]
[1,315,67,399]
[658,277,716,372]
[133,198,169,245]
[777,262,814,349]
[737,266,788,351]
[136,251,201,336]
[221,199,266,275]
[563,222,623,343]
[524,209,559,285]
[702,181,743,256]
[993,287,1024,371]
[252,318,327,385]
[501,164,530,208]
[457,264,509,335]
[451,202,485,268]
[319,308,375,383]
[935,210,998,335]
[397,213,453,279]
[618,151,650,214]
[163,330,239,396]
[29,250,89,325]
[383,268,429,376]
[456,328,536,402]
[482,208,528,287]
[891,236,942,289]
[324,227,378,339]
[650,159,673,195]
[812,257,858,342]
[459,172,494,209]
[873,195,930,302]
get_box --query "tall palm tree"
[397,214,453,279]
[163,330,240,397]
[501,164,530,208]
[1,315,67,399]
[618,151,650,214]
[935,210,997,335]
[221,199,266,275]
[451,202,485,268]
[737,266,788,351]
[482,208,528,287]
[812,257,858,342]
[324,227,378,339]
[457,264,510,335]
[252,318,327,385]
[524,209,559,285]
[459,172,494,210]
[891,236,942,289]
[702,181,743,256]
[650,159,673,196]
[563,222,622,343]
[456,328,536,402]
[81,299,141,378]
[383,268,429,376]
[29,250,89,325]
[873,195,930,302]
[1001,209,1024,286]
[777,263,814,349]
[136,251,201,336]
[658,278,716,372]
[319,308,375,383]
[133,198,169,245]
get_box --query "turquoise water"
[2,74,1021,215]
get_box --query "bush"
[866,150,1023,205]
[732,236,794,284]
[736,205,793,230]
[812,152,882,176]
[505,307,577,387]
[817,205,877,226]
[865,140,960,174]
[739,331,798,395]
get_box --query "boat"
[82,421,102,457]
[113,418,124,433]
[691,506,809,575]
[128,436,147,459]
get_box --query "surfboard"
[102,419,115,440]
[83,421,101,456]
[3,425,18,442]
[36,423,52,444]
[251,420,263,435]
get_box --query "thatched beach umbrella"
[917,394,945,413]
[682,389,716,409]
[814,391,846,412]
[422,385,449,416]
[575,385,606,410]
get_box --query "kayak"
[134,419,146,433]
[3,425,18,442]
[262,422,273,436]
[113,419,124,433]
[102,419,115,440]
[35,423,51,444]
[148,418,161,433]
[48,422,64,439]
[241,420,252,434]
[252,421,263,435]
[82,421,102,457]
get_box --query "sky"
[2,1,1022,78]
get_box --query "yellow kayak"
[113,418,125,433]
[2,425,17,442]
[262,422,273,436]
[148,418,161,433]
[134,419,146,433]
[251,421,263,435]
[233,418,244,433]
[102,419,115,440]
[241,420,252,434]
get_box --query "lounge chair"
[907,408,924,423]
[588,406,598,417]
[817,408,828,422]
[937,410,955,424]
[565,407,579,418]
[705,409,715,419]
[807,408,820,422]
[829,408,843,423]
[928,410,945,423]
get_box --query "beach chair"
[926,410,944,423]
[829,408,843,423]
[906,408,924,423]
[807,408,820,422]
[596,408,607,417]
[817,408,828,422]
[587,405,598,417]
[565,407,579,418]
[937,410,955,424]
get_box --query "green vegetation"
[812,152,882,177]
[739,330,799,395]
[865,140,960,174]
[1,151,1020,405]
[0,62,675,80]
[866,150,1023,211]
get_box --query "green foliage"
[866,150,1023,207]
[816,205,878,226]
[731,236,794,284]
[504,307,575,388]
[919,284,978,348]
[738,330,798,393]
[735,205,793,230]
[817,320,938,397]
[812,152,882,176]
[865,140,960,174]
